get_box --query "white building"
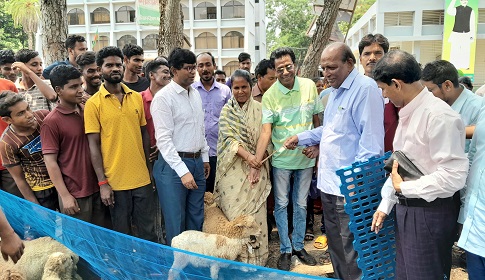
[61,0,266,74]
[346,0,485,88]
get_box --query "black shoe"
[292,248,317,266]
[277,253,292,271]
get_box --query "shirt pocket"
[331,108,351,134]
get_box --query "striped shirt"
[0,110,54,191]
[262,77,324,169]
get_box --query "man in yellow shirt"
[84,46,156,242]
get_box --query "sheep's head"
[233,215,262,239]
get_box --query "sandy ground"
[266,214,468,279]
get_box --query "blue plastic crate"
[337,152,396,280]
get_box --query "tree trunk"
[40,0,68,65]
[300,0,342,78]
[158,0,184,57]
[27,32,34,50]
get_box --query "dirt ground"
[266,214,469,279]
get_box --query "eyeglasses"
[276,64,294,74]
[181,65,197,72]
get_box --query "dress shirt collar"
[170,80,195,95]
[398,86,428,118]
[100,82,134,98]
[450,85,470,113]
[331,68,359,96]
[193,79,220,92]
[252,83,262,97]
[277,76,300,95]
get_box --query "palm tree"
[4,0,40,49]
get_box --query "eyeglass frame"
[275,64,295,75]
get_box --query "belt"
[397,196,453,207]
[178,151,201,159]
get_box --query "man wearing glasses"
[151,48,210,246]
[255,47,323,271]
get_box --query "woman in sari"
[214,70,272,266]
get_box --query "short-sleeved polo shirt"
[262,77,324,169]
[84,83,150,191]
[41,104,99,198]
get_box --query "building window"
[68,8,85,25]
[116,6,135,23]
[143,34,159,50]
[255,22,259,27]
[222,1,244,19]
[93,35,109,52]
[384,12,413,26]
[223,61,239,76]
[117,35,137,49]
[255,46,259,50]
[222,31,244,49]
[194,2,216,20]
[195,32,217,49]
[91,7,110,24]
[182,4,189,20]
[422,10,444,25]
[478,9,485,23]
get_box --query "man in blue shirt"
[43,35,87,79]
[285,42,384,279]
[192,52,231,192]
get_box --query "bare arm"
[87,133,114,206]
[466,125,475,139]
[0,209,24,263]
[255,123,273,162]
[44,153,80,215]
[141,126,152,176]
[312,113,320,128]
[6,165,38,204]
[12,62,57,101]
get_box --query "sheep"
[0,237,81,280]
[203,192,260,250]
[170,217,262,280]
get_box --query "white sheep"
[169,217,261,280]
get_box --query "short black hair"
[168,47,196,70]
[65,34,86,50]
[421,60,460,88]
[270,47,296,64]
[96,46,124,67]
[0,50,15,66]
[358,34,390,56]
[312,77,323,83]
[122,43,144,59]
[0,91,25,117]
[373,50,421,85]
[197,52,216,66]
[215,69,226,76]
[459,76,473,91]
[76,51,97,70]
[144,57,169,79]
[14,49,39,63]
[254,59,275,78]
[231,69,252,89]
[50,65,82,89]
[238,52,251,63]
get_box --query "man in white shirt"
[371,50,468,280]
[150,48,210,246]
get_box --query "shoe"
[292,248,317,266]
[277,253,292,271]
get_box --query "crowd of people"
[0,32,484,280]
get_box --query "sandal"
[305,231,314,241]
[314,235,328,249]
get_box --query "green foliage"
[0,0,27,50]
[266,0,314,56]
[340,0,376,35]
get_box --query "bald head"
[320,42,356,88]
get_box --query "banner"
[137,0,160,26]
[442,0,479,80]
